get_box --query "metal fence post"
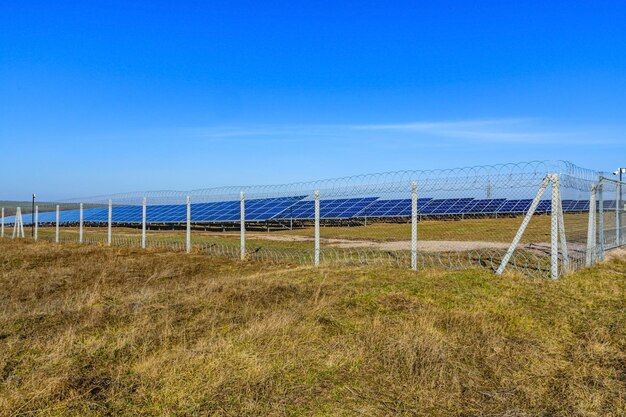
[240,192,245,260]
[141,197,147,249]
[34,206,39,241]
[1,207,4,238]
[314,190,320,267]
[411,181,418,271]
[586,184,597,267]
[550,174,559,279]
[108,199,112,246]
[598,180,604,260]
[55,205,60,243]
[186,196,191,254]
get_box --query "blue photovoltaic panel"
[511,199,533,213]
[355,198,432,217]
[275,197,378,220]
[442,198,474,214]
[572,200,589,211]
[495,199,533,213]
[561,200,577,212]
[419,199,448,214]
[464,199,506,214]
[536,200,552,213]
[148,204,187,222]
[112,205,143,223]
[246,196,306,221]
[83,207,109,222]
[192,196,305,222]
[422,198,472,214]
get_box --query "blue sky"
[1,1,626,199]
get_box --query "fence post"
[550,174,559,279]
[598,180,604,260]
[142,197,147,249]
[20,207,25,238]
[556,186,569,271]
[1,207,4,238]
[496,175,550,275]
[616,182,621,246]
[55,205,60,243]
[314,190,320,267]
[186,195,191,254]
[79,203,84,244]
[12,207,19,239]
[586,184,597,267]
[108,199,112,246]
[411,181,418,271]
[240,192,245,260]
[34,206,39,241]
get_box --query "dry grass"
[0,239,624,416]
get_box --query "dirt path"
[248,233,510,252]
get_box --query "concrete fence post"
[141,197,147,249]
[34,206,39,241]
[240,192,245,260]
[186,196,191,254]
[550,174,560,279]
[411,181,418,271]
[108,199,112,246]
[55,205,60,243]
[79,203,84,244]
[586,184,597,267]
[314,190,320,267]
[1,207,4,238]
[598,181,604,260]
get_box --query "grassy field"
[0,240,624,416]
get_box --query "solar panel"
[275,197,378,220]
[356,198,432,217]
[496,200,520,213]
[191,196,305,222]
[420,199,449,214]
[442,198,474,214]
[561,200,577,212]
[572,200,589,211]
[464,199,506,214]
[536,200,552,213]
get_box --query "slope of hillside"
[0,240,624,416]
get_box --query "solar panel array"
[5,196,599,225]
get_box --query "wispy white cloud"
[350,118,574,143]
[98,118,623,146]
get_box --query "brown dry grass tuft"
[0,239,624,416]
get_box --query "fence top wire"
[44,160,603,205]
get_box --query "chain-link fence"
[1,161,623,279]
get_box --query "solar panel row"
[5,196,599,225]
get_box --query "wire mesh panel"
[1,161,623,278]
